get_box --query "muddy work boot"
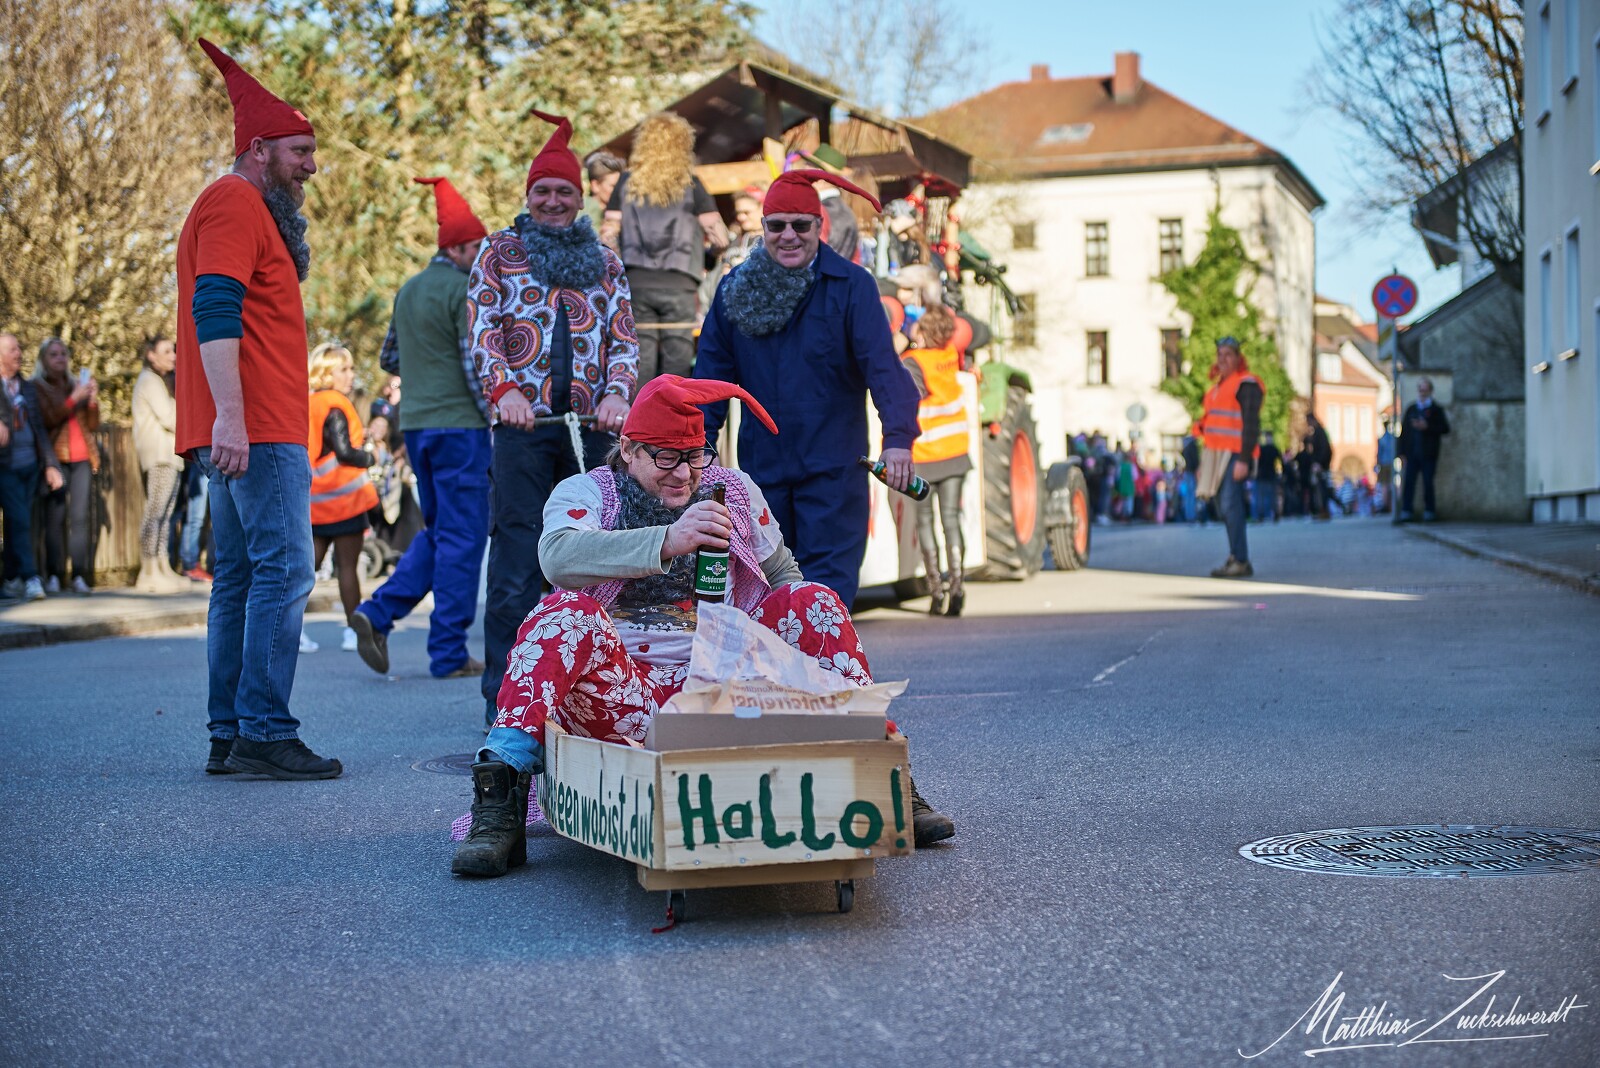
[907,771,955,847]
[451,761,531,877]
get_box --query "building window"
[1358,405,1373,445]
[1161,328,1183,380]
[1085,222,1109,277]
[1342,404,1358,446]
[1011,222,1036,250]
[1564,227,1581,353]
[1087,331,1109,385]
[1539,250,1553,358]
[1537,2,1552,118]
[1317,352,1343,382]
[1014,293,1037,348]
[1325,408,1341,445]
[1158,219,1183,274]
[1562,0,1580,88]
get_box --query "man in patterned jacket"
[471,110,639,728]
[451,374,954,877]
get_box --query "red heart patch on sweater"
[758,509,770,526]
[567,508,587,519]
[638,644,650,653]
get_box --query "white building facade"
[1524,0,1600,520]
[928,54,1320,466]
[961,165,1316,464]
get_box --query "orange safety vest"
[307,389,379,526]
[904,346,970,465]
[1200,369,1263,457]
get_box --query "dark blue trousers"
[357,428,491,676]
[759,465,870,608]
[481,422,612,723]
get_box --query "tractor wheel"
[1045,464,1091,571]
[973,384,1044,580]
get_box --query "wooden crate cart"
[536,723,914,917]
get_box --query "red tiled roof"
[921,69,1324,210]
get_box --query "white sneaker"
[1,578,21,600]
[25,577,47,601]
[71,576,91,595]
[341,626,358,652]
[44,575,60,594]
[299,630,320,653]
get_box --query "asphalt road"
[3,518,1597,1067]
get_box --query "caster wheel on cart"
[836,880,854,914]
[668,889,687,922]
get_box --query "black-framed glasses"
[639,444,717,470]
[763,218,815,235]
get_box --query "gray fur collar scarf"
[513,213,606,289]
[720,244,815,337]
[613,469,713,607]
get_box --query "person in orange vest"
[900,304,971,615]
[1197,337,1264,578]
[307,342,379,649]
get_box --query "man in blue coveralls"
[693,169,919,607]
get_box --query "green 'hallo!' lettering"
[760,773,797,848]
[839,799,884,848]
[678,773,720,849]
[799,772,836,851]
[721,801,754,839]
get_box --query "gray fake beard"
[514,213,606,289]
[613,468,713,607]
[720,242,815,337]
[263,183,311,281]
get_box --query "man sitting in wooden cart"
[453,374,954,877]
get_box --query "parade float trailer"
[601,59,1090,604]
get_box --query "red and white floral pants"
[494,581,872,748]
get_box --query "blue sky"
[754,0,1453,320]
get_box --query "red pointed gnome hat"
[414,177,488,248]
[525,109,583,192]
[198,38,315,159]
[762,168,882,217]
[622,375,779,450]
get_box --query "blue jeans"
[180,462,210,570]
[1251,478,1278,521]
[196,444,315,742]
[1218,471,1250,563]
[358,427,491,676]
[1401,453,1437,515]
[481,726,543,776]
[0,465,41,581]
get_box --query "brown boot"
[451,761,530,877]
[908,770,955,847]
[922,549,947,616]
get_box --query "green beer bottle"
[693,483,729,603]
[857,456,931,501]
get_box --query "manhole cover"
[1240,825,1600,878]
[411,753,477,775]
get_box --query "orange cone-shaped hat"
[622,375,778,450]
[198,38,315,158]
[414,177,488,248]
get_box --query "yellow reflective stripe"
[919,398,966,419]
[310,477,370,505]
[917,422,969,444]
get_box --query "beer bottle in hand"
[858,456,931,501]
[693,483,729,603]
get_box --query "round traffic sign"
[1372,274,1418,318]
[1125,402,1147,424]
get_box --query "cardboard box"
[537,723,914,872]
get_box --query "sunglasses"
[639,444,717,470]
[763,218,815,235]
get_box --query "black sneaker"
[205,738,238,775]
[350,611,389,675]
[224,737,343,780]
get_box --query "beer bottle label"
[694,550,730,600]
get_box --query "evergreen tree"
[1158,206,1295,443]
